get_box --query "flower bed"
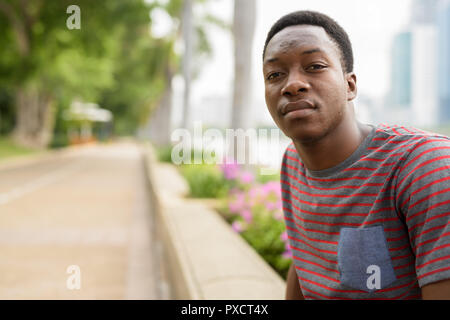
[156,145,292,280]
[217,161,292,279]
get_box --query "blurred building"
[411,0,439,23]
[385,0,442,127]
[437,0,450,123]
[389,31,412,109]
[410,0,439,127]
[64,101,113,144]
[383,30,414,126]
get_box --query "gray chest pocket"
[337,226,397,292]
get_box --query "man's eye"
[267,72,281,80]
[307,64,326,71]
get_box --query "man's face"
[263,25,357,143]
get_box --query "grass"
[0,136,40,161]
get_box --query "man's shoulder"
[371,123,450,152]
[374,123,449,141]
[374,124,450,179]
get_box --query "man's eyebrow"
[301,48,322,55]
[264,48,323,64]
[264,57,278,64]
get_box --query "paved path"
[0,141,170,299]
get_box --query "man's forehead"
[265,25,337,61]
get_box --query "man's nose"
[281,71,310,96]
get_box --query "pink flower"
[220,159,240,180]
[265,201,277,211]
[276,200,282,209]
[248,185,260,199]
[228,201,241,213]
[239,171,254,185]
[261,181,281,197]
[229,187,240,196]
[232,221,243,233]
[282,241,292,259]
[282,249,292,259]
[229,192,246,213]
[280,231,288,241]
[240,209,252,223]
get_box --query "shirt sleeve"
[396,135,450,288]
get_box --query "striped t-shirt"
[281,124,450,300]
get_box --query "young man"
[263,11,450,299]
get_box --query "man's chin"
[283,125,326,144]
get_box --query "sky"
[178,0,413,126]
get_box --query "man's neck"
[292,116,373,172]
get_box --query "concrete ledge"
[142,143,286,300]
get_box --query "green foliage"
[0,0,227,142]
[179,164,229,198]
[176,156,291,278]
[156,145,174,163]
[256,171,280,184]
[0,88,14,135]
[219,162,291,280]
[238,213,292,279]
[163,0,184,17]
[98,37,169,135]
[49,132,69,149]
[0,1,119,94]
[0,0,175,140]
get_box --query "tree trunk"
[231,0,256,130]
[1,0,53,148]
[147,74,173,147]
[229,0,256,167]
[181,0,193,130]
[13,86,55,148]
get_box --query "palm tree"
[231,0,256,130]
[229,0,256,165]
[181,0,193,130]
[145,0,226,146]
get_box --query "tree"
[143,0,184,146]
[143,38,178,146]
[229,0,256,165]
[0,0,169,147]
[181,0,194,130]
[144,0,226,146]
[0,1,118,147]
[231,0,256,131]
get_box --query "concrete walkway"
[0,141,169,299]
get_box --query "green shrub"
[156,146,209,164]
[177,158,292,278]
[239,213,292,279]
[225,181,291,280]
[179,164,229,198]
[155,145,174,163]
[256,171,280,184]
[49,132,69,149]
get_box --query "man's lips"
[281,99,316,116]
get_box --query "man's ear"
[346,72,357,101]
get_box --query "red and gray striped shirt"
[281,123,450,300]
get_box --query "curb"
[141,142,286,300]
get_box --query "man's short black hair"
[263,10,354,73]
